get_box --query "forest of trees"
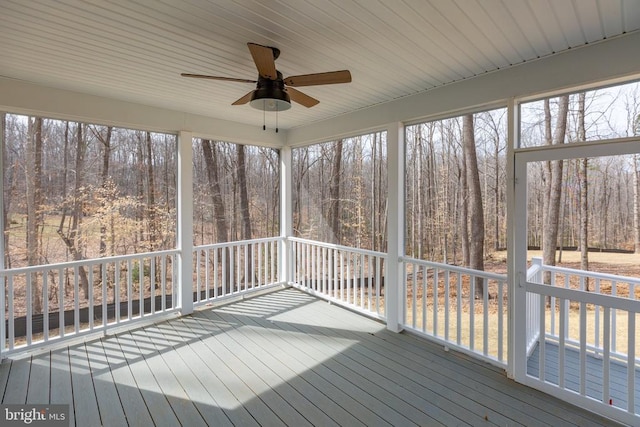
[292,132,387,252]
[1,116,281,272]
[2,80,640,287]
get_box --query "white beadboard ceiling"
[1,0,640,130]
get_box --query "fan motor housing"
[250,71,291,111]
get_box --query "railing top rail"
[527,282,640,312]
[538,262,640,285]
[194,236,283,251]
[0,249,180,276]
[289,237,387,258]
[400,256,507,281]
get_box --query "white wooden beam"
[177,130,194,315]
[280,146,293,285]
[385,122,405,332]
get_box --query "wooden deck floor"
[528,340,640,414]
[0,288,622,426]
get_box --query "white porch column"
[386,122,405,332]
[177,131,194,315]
[280,146,293,285]
[507,98,528,380]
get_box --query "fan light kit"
[182,43,352,130]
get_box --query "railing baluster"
[483,277,489,356]
[115,262,121,324]
[161,255,167,311]
[612,280,617,353]
[559,297,566,389]
[88,266,95,329]
[26,273,32,345]
[244,243,249,292]
[539,292,546,382]
[603,306,611,406]
[139,256,144,318]
[74,266,80,334]
[360,253,365,309]
[422,266,428,334]
[470,273,475,351]
[498,280,504,362]
[579,301,587,396]
[150,257,156,314]
[456,271,461,345]
[102,262,108,327]
[43,272,49,342]
[411,263,417,329]
[127,259,132,321]
[628,312,636,414]
[8,276,14,350]
[444,269,449,341]
[595,278,601,352]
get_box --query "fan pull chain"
[276,107,279,133]
[263,101,266,130]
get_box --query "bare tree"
[328,139,343,243]
[542,96,569,279]
[462,114,485,296]
[26,117,43,312]
[57,123,90,299]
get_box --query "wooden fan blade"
[181,73,256,83]
[284,70,351,87]
[247,43,277,80]
[286,87,319,108]
[232,91,254,105]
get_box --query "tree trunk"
[577,93,589,289]
[542,96,569,281]
[462,114,485,297]
[26,117,43,313]
[145,132,156,251]
[57,123,90,299]
[202,139,230,291]
[329,139,343,243]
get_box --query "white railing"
[525,258,640,422]
[402,257,508,366]
[530,257,640,360]
[1,250,178,356]
[290,238,386,319]
[192,237,282,306]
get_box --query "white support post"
[280,146,293,286]
[385,122,405,332]
[177,131,194,315]
[508,98,528,381]
[0,113,5,358]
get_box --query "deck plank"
[49,348,74,427]
[68,343,101,426]
[83,339,129,426]
[3,358,30,404]
[116,331,181,427]
[100,335,155,426]
[26,352,49,404]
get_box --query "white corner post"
[0,113,5,358]
[279,146,293,286]
[177,130,194,315]
[385,122,405,332]
[507,97,527,380]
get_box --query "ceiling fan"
[181,43,352,111]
